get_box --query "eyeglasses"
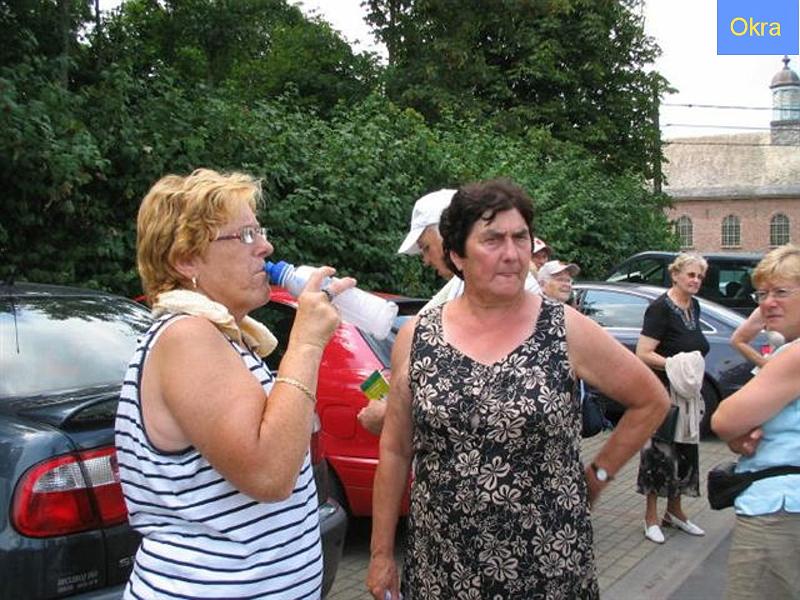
[751,287,800,303]
[213,226,268,245]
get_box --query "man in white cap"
[538,260,580,303]
[397,188,457,280]
[360,189,458,435]
[396,188,476,311]
[531,237,552,273]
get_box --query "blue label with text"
[717,0,798,55]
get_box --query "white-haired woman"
[635,253,709,543]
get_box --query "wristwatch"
[590,462,613,482]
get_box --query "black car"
[573,282,767,435]
[0,282,345,598]
[605,250,762,315]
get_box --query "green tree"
[228,17,380,114]
[0,0,94,85]
[0,0,675,299]
[90,0,379,115]
[0,57,110,285]
[91,0,296,84]
[430,116,678,277]
[365,0,669,178]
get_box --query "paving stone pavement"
[326,431,737,600]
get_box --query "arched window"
[721,215,741,248]
[770,213,790,246]
[675,215,693,249]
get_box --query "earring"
[192,276,197,289]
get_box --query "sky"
[292,0,799,139]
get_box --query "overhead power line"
[664,139,800,147]
[662,123,777,131]
[662,102,776,111]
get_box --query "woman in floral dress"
[366,179,670,599]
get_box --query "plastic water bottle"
[265,261,399,340]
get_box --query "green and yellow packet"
[360,369,389,401]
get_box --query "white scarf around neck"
[152,289,278,358]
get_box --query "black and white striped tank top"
[115,314,322,599]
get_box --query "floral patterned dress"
[401,300,598,600]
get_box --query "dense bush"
[0,0,677,299]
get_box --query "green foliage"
[262,95,454,295]
[92,0,299,85]
[0,57,109,286]
[0,0,676,301]
[0,0,94,68]
[427,116,678,278]
[91,0,378,116]
[226,17,381,114]
[365,0,670,178]
[247,97,676,293]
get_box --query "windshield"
[362,314,415,367]
[0,295,152,398]
[696,297,745,328]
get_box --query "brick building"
[662,57,800,253]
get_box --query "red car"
[252,287,422,516]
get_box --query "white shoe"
[644,523,665,544]
[663,512,705,536]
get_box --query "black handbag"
[579,380,609,438]
[652,404,679,442]
[707,461,800,510]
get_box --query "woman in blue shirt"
[713,244,800,600]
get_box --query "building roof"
[771,56,800,88]
[662,132,800,200]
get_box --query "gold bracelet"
[273,376,316,405]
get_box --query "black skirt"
[636,438,700,498]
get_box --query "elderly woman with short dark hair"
[366,178,669,599]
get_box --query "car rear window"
[606,258,667,286]
[0,296,151,398]
[250,303,296,371]
[252,300,420,372]
[699,261,756,303]
[696,297,746,329]
[252,302,392,370]
[361,315,413,367]
[578,289,650,329]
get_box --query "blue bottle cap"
[264,260,292,285]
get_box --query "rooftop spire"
[770,56,800,145]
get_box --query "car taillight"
[12,447,128,538]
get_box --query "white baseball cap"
[397,189,457,255]
[532,237,550,255]
[538,260,580,282]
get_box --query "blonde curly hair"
[137,168,262,304]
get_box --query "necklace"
[667,291,695,329]
[667,288,691,309]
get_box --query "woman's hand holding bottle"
[289,266,355,350]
